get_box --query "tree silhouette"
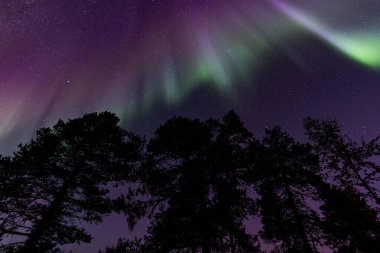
[0,156,12,237]
[0,155,22,249]
[138,111,259,252]
[320,185,380,253]
[2,112,142,253]
[1,110,379,253]
[1,154,45,252]
[304,118,380,206]
[97,238,144,253]
[249,127,322,253]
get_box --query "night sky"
[1,0,380,252]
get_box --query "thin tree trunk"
[351,163,380,204]
[341,150,380,204]
[18,167,79,253]
[284,183,314,253]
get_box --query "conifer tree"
[4,112,142,253]
[138,111,258,253]
[320,186,380,253]
[249,127,322,252]
[304,118,380,206]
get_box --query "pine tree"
[320,186,380,253]
[139,111,258,252]
[304,118,380,206]
[4,112,143,253]
[0,155,25,252]
[249,127,322,252]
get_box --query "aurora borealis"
[1,1,380,250]
[1,0,380,156]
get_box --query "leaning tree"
[2,112,143,253]
[304,117,380,206]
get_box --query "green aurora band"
[0,0,379,152]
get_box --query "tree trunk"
[18,168,79,253]
[341,149,380,204]
[350,162,380,205]
[284,183,314,253]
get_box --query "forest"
[0,111,379,253]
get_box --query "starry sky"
[1,0,380,251]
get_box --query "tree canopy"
[0,112,143,253]
[0,111,379,253]
[249,127,323,252]
[138,112,258,252]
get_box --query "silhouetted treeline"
[0,111,379,253]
